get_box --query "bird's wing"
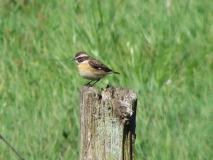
[89,59,112,72]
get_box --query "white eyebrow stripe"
[76,54,88,58]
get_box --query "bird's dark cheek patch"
[77,58,84,63]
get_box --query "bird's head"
[74,52,90,64]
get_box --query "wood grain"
[80,86,137,160]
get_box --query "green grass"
[0,0,212,159]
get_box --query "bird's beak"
[63,57,74,62]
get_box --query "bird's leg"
[85,80,93,86]
[90,79,100,87]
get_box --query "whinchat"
[74,51,119,86]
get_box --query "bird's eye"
[77,57,85,63]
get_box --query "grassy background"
[0,0,212,159]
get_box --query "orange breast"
[78,62,106,80]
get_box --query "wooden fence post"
[80,86,137,160]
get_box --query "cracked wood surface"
[80,86,137,160]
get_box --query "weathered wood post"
[80,86,137,160]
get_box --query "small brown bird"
[74,51,119,86]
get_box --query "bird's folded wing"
[89,59,112,72]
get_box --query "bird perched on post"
[74,51,119,86]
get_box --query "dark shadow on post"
[123,98,137,160]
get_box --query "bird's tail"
[112,71,120,74]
